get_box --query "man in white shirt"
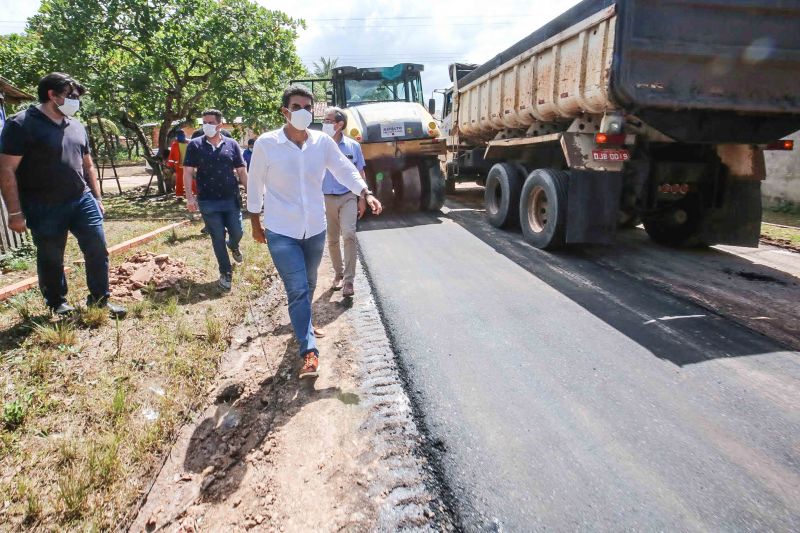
[247,85,383,379]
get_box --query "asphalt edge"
[353,245,462,532]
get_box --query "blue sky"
[1,0,581,109]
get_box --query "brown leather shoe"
[332,275,344,291]
[299,352,319,379]
[342,281,354,297]
[313,325,325,337]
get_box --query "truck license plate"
[381,124,404,138]
[592,149,630,162]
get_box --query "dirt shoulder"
[130,253,452,532]
[0,222,273,530]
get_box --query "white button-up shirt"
[247,127,369,239]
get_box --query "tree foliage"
[312,57,339,79]
[1,0,306,193]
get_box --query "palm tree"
[312,57,339,79]
[310,56,339,105]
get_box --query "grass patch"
[31,321,77,349]
[102,188,188,220]
[0,240,36,274]
[25,349,55,382]
[57,464,91,520]
[0,210,274,530]
[16,478,42,524]
[79,306,110,329]
[761,224,800,246]
[2,397,27,431]
[6,293,37,323]
[763,206,800,227]
[205,310,223,345]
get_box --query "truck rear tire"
[642,195,704,247]
[420,160,446,211]
[519,169,569,249]
[484,163,524,228]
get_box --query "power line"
[304,22,530,28]
[305,14,551,21]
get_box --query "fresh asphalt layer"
[357,203,800,532]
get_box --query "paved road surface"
[357,198,800,531]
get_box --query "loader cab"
[330,64,425,108]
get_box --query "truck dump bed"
[457,0,800,143]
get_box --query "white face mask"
[322,123,337,137]
[202,123,218,138]
[289,109,313,131]
[57,97,80,117]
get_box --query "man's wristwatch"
[360,189,375,199]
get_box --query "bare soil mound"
[109,251,202,300]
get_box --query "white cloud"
[2,0,582,108]
[0,0,39,34]
[258,0,581,107]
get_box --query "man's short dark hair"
[282,84,314,109]
[202,109,223,123]
[247,138,255,146]
[325,106,347,129]
[37,72,86,103]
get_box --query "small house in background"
[0,76,34,131]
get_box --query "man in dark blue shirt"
[0,72,125,317]
[183,109,248,290]
[243,138,255,170]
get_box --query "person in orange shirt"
[167,130,194,197]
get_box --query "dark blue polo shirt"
[0,105,90,204]
[183,136,245,201]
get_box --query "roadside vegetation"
[762,205,800,249]
[0,196,273,530]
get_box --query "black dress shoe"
[105,302,128,319]
[50,303,76,316]
[87,298,127,319]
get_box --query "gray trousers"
[324,193,359,283]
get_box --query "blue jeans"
[198,197,243,275]
[266,229,326,357]
[21,191,109,309]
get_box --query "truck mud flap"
[566,170,622,245]
[700,180,762,247]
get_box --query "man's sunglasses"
[288,104,313,112]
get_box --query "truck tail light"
[765,140,794,151]
[595,133,626,145]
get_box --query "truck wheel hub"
[529,186,549,233]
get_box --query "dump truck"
[296,64,446,211]
[441,0,800,249]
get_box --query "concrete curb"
[0,220,189,302]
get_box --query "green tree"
[3,0,305,194]
[0,33,44,111]
[312,57,339,79]
[308,56,339,107]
